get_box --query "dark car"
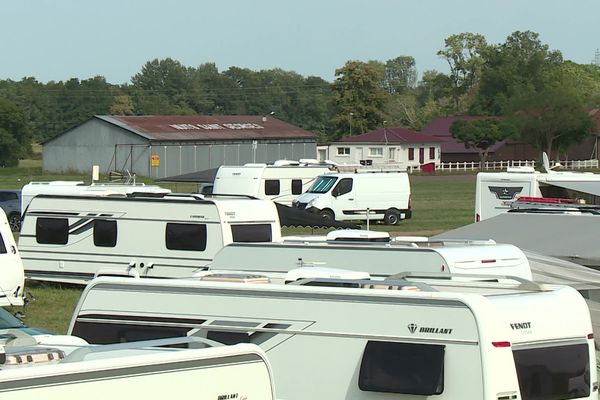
[0,190,21,231]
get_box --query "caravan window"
[165,223,207,251]
[513,343,590,400]
[291,179,303,195]
[359,341,444,395]
[0,234,6,254]
[36,218,69,245]
[264,180,280,196]
[231,224,272,242]
[93,219,117,247]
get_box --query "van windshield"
[308,176,338,194]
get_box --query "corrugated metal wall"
[43,120,317,178]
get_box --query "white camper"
[206,234,533,281]
[0,209,24,306]
[475,165,600,221]
[212,160,334,206]
[20,180,171,215]
[18,193,281,283]
[0,331,275,399]
[292,171,411,224]
[69,275,597,400]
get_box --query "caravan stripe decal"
[0,353,263,392]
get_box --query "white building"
[320,127,443,171]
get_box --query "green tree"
[437,33,488,112]
[450,118,516,165]
[0,98,31,166]
[383,56,417,95]
[330,60,389,139]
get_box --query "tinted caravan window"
[165,223,207,251]
[291,179,303,195]
[359,341,444,395]
[93,219,117,247]
[36,218,69,244]
[513,343,590,400]
[264,180,280,196]
[231,224,272,242]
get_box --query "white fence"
[438,159,598,172]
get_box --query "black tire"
[319,209,335,220]
[8,213,21,232]
[384,209,400,225]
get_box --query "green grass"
[2,163,477,334]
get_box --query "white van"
[69,275,598,400]
[293,171,411,224]
[0,209,24,306]
[212,160,334,206]
[18,193,281,283]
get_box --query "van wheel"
[8,213,21,232]
[384,209,400,225]
[319,209,335,220]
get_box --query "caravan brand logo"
[489,186,523,200]
[407,323,418,334]
[510,322,531,330]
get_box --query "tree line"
[0,30,599,166]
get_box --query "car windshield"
[308,176,338,193]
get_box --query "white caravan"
[293,171,412,224]
[206,234,533,281]
[0,331,275,399]
[20,180,171,215]
[69,275,597,400]
[475,160,600,221]
[212,160,334,206]
[0,209,24,306]
[18,193,281,283]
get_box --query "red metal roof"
[335,127,443,144]
[96,115,316,141]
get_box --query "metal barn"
[42,115,318,178]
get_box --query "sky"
[2,0,599,85]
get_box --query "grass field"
[3,160,477,334]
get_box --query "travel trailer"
[0,331,275,399]
[69,275,597,400]
[293,171,411,224]
[18,193,281,283]
[475,159,600,221]
[0,209,24,306]
[212,160,334,206]
[20,180,171,215]
[206,233,533,281]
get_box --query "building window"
[337,147,350,156]
[291,179,303,195]
[264,180,280,196]
[388,148,396,161]
[36,218,69,245]
[408,148,414,161]
[369,147,383,157]
[165,223,207,251]
[429,147,436,160]
[231,224,272,242]
[93,219,117,247]
[359,341,445,395]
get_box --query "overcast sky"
[2,0,598,84]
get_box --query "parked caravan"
[0,209,24,306]
[0,331,275,399]
[70,275,597,400]
[20,180,171,215]
[293,171,411,224]
[18,193,281,283]
[212,160,334,206]
[206,234,533,281]
[475,160,600,221]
